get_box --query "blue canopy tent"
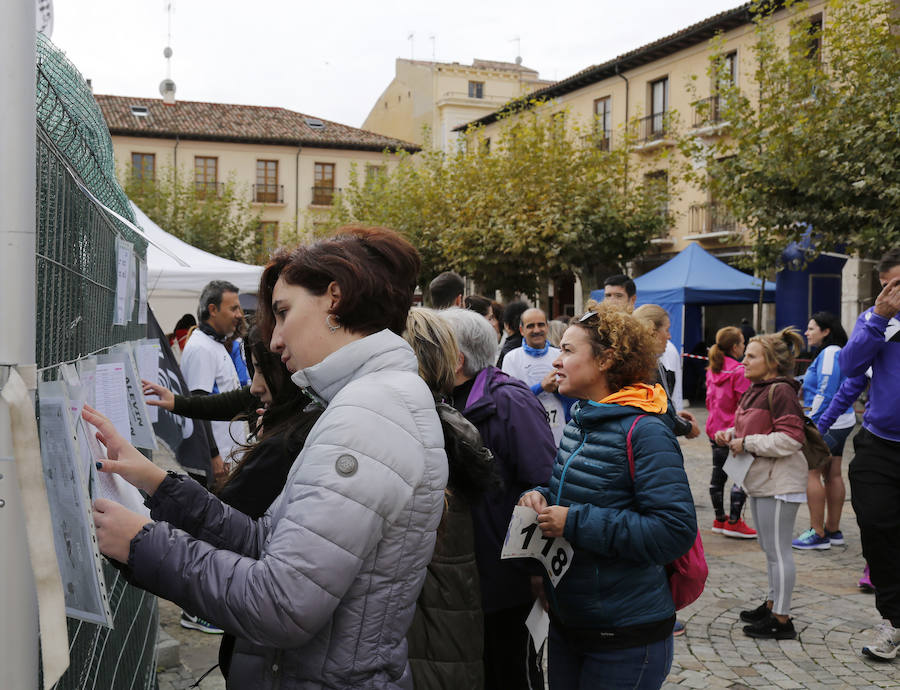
[589,242,776,353]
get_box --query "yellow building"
[96,94,418,254]
[463,3,828,256]
[362,58,551,151]
[456,0,881,328]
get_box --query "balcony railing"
[194,181,223,199]
[689,203,737,235]
[581,129,611,151]
[438,91,510,104]
[692,96,724,128]
[253,183,284,204]
[311,185,341,206]
[635,113,670,144]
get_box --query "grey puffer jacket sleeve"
[143,473,268,557]
[130,392,429,648]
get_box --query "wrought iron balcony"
[253,183,284,204]
[311,186,341,206]
[582,129,611,151]
[635,113,671,144]
[689,203,737,236]
[194,181,223,199]
[692,96,724,129]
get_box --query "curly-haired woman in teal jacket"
[519,302,697,690]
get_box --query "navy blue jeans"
[548,626,673,689]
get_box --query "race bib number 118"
[501,505,574,586]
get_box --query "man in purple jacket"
[441,307,557,690]
[840,248,900,661]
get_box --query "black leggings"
[710,442,747,522]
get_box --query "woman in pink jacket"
[705,326,756,538]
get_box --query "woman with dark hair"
[465,294,502,342]
[142,324,320,519]
[85,225,448,689]
[518,302,697,689]
[144,323,322,675]
[705,326,755,538]
[792,311,854,550]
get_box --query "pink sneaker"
[859,565,876,593]
[723,518,757,539]
[712,519,726,534]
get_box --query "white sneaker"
[180,611,224,634]
[862,621,900,660]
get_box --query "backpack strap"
[765,381,786,426]
[626,414,648,481]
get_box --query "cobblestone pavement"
[155,405,899,689]
[155,596,225,689]
[666,406,898,689]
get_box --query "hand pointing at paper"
[93,498,151,563]
[82,404,167,496]
[141,379,175,411]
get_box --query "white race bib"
[502,505,574,586]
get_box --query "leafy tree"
[329,105,679,297]
[124,166,263,264]
[684,0,900,277]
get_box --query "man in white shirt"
[180,280,248,485]
[501,307,566,445]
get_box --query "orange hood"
[599,383,668,414]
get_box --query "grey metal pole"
[0,0,40,687]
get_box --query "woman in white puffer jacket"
[86,226,448,689]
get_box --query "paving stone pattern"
[666,407,899,689]
[155,406,899,689]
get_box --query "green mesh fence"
[35,34,158,690]
[36,32,133,224]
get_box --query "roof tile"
[95,95,420,152]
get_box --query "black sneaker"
[739,602,771,623]
[743,612,796,640]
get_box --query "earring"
[326,313,341,334]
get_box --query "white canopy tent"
[132,201,264,332]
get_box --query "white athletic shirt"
[501,345,565,445]
[661,340,684,411]
[180,328,248,465]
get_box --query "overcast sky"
[51,0,743,129]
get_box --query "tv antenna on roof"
[160,0,176,103]
[510,36,522,65]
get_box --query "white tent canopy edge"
[131,201,264,332]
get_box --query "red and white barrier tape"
[681,352,812,363]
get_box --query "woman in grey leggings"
[715,328,808,640]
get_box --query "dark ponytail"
[809,311,848,348]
